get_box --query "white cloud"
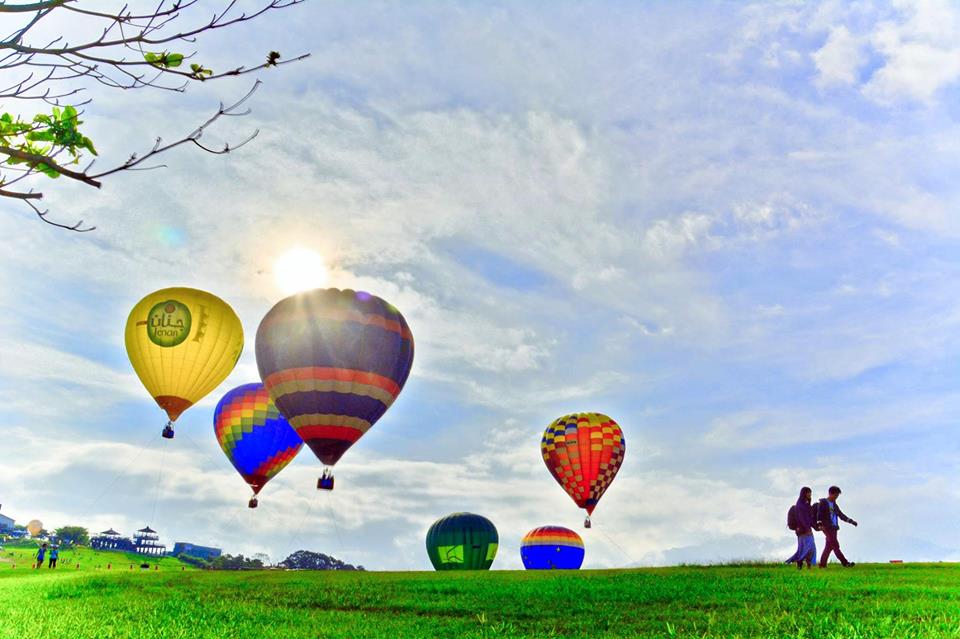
[813,26,867,86]
[4,1,960,569]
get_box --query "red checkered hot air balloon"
[541,412,625,528]
[255,289,414,490]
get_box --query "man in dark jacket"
[817,485,858,568]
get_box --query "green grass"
[0,540,195,572]
[1,561,959,638]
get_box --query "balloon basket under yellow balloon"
[161,422,174,439]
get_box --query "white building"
[0,512,15,532]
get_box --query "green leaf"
[62,105,77,121]
[166,53,184,68]
[80,136,98,156]
[26,131,54,142]
[144,52,161,63]
[39,164,60,178]
[189,63,213,77]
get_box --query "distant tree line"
[279,550,364,571]
[179,549,363,571]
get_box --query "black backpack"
[787,505,798,531]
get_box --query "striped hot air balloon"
[213,383,303,508]
[255,289,414,489]
[520,526,585,570]
[541,412,625,528]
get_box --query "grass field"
[2,557,959,639]
[1,542,196,572]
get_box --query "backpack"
[787,505,798,531]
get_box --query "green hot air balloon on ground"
[426,513,499,571]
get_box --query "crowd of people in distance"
[34,542,60,569]
[786,485,858,569]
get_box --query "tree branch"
[0,145,102,186]
[0,0,70,14]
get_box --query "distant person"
[48,545,59,569]
[35,543,47,569]
[785,487,817,569]
[817,485,858,568]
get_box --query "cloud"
[813,26,868,86]
[4,0,960,569]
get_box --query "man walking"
[35,543,47,569]
[817,485,858,568]
[48,545,59,569]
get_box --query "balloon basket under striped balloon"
[317,472,335,491]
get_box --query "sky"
[2,0,960,570]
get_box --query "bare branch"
[89,80,262,179]
[0,186,42,199]
[25,197,95,231]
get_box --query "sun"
[273,247,329,296]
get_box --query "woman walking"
[785,487,817,569]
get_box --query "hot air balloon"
[255,288,414,489]
[426,513,498,571]
[520,526,585,570]
[125,287,244,439]
[26,520,42,537]
[213,383,304,508]
[541,412,625,528]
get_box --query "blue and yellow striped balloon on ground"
[214,383,303,505]
[521,526,585,569]
[255,289,415,470]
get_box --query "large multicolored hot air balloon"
[213,383,303,508]
[541,412,625,528]
[125,287,243,439]
[26,520,43,537]
[255,288,414,488]
[520,526,585,570]
[426,513,498,571]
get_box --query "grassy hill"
[0,540,196,572]
[1,562,958,638]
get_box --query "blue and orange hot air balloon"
[255,289,414,490]
[541,412,625,528]
[521,526,585,570]
[214,383,303,508]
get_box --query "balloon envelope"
[520,526,584,570]
[125,287,243,422]
[26,520,42,537]
[214,383,303,496]
[426,513,498,571]
[255,288,414,467]
[541,412,625,518]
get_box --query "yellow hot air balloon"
[27,520,42,537]
[125,287,243,438]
